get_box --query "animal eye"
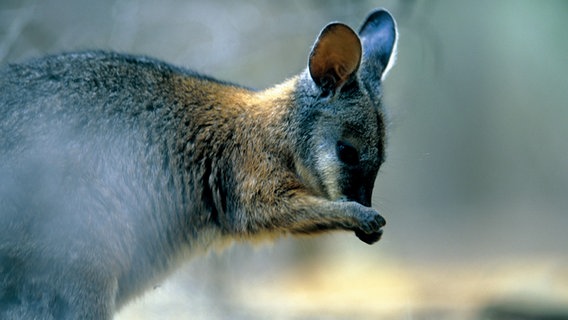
[336,141,359,166]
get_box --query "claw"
[355,229,383,244]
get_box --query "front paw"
[354,207,386,245]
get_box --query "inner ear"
[358,9,397,80]
[309,23,362,97]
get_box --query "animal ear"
[309,23,362,98]
[359,9,397,81]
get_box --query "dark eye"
[336,141,359,166]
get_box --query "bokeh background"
[2,0,567,319]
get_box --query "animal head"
[292,9,397,207]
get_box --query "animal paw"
[354,208,386,244]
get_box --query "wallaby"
[0,8,397,320]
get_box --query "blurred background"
[2,0,567,319]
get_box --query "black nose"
[358,197,372,207]
[352,185,373,207]
[343,175,375,207]
[347,190,372,207]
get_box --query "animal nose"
[349,187,372,207]
[358,196,372,207]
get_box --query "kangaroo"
[0,8,397,319]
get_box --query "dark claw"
[355,229,383,244]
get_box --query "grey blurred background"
[2,0,567,319]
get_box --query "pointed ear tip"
[320,22,359,38]
[360,8,397,34]
[368,8,395,22]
